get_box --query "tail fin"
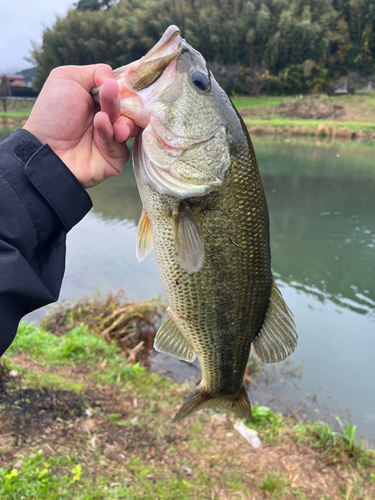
[172,384,252,423]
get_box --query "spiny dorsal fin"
[253,280,298,364]
[154,311,196,363]
[173,203,205,274]
[136,209,153,262]
[172,384,252,423]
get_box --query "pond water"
[4,128,374,442]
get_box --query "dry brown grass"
[40,290,166,365]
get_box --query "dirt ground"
[1,353,374,500]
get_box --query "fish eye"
[191,71,210,92]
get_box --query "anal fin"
[136,209,153,261]
[253,280,298,364]
[154,311,196,363]
[172,384,252,423]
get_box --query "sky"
[0,0,75,74]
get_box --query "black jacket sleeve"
[0,129,93,356]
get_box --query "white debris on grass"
[234,421,262,449]
[130,416,138,426]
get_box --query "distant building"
[354,82,373,95]
[334,78,348,94]
[0,74,25,87]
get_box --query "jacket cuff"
[12,129,93,232]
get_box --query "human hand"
[23,64,140,188]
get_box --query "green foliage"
[246,403,285,443]
[6,322,146,387]
[271,63,330,95]
[293,419,375,474]
[251,402,277,423]
[260,472,288,498]
[0,454,84,498]
[28,0,375,94]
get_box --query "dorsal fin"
[253,280,298,363]
[136,209,153,262]
[154,310,196,363]
[173,203,205,274]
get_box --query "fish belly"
[138,152,272,400]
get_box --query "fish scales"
[135,127,272,396]
[92,25,297,422]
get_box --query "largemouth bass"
[93,26,297,422]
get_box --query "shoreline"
[150,351,375,448]
[245,121,375,141]
[1,119,374,143]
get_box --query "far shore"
[2,93,375,142]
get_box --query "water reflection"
[257,140,375,317]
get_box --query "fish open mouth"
[125,26,182,91]
[91,26,183,101]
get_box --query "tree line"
[29,0,375,95]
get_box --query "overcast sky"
[0,0,75,74]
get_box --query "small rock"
[181,465,193,476]
[130,417,138,426]
[118,453,126,460]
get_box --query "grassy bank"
[2,94,375,141]
[0,100,34,128]
[232,94,375,140]
[0,296,374,499]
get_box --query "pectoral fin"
[154,312,196,363]
[173,203,205,274]
[253,280,298,363]
[136,209,153,262]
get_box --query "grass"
[40,290,166,364]
[0,107,33,119]
[232,96,285,109]
[0,100,34,127]
[6,322,148,389]
[293,419,375,477]
[0,293,374,499]
[243,116,375,132]
[260,472,288,499]
[233,93,375,139]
